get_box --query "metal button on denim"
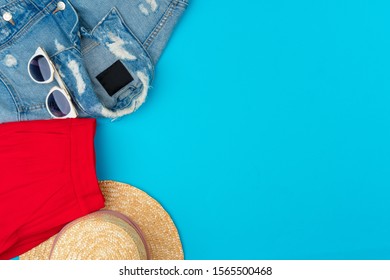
[53,2,66,14]
[3,12,11,21]
[3,12,14,25]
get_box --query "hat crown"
[49,210,148,260]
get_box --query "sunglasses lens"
[47,90,71,118]
[29,55,52,82]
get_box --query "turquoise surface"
[95,0,390,259]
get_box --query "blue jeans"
[0,0,188,123]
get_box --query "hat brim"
[20,181,184,260]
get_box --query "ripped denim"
[0,0,188,123]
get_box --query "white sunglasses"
[28,47,77,119]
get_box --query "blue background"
[95,0,390,259]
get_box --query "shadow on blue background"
[94,0,390,259]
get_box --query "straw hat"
[20,181,184,260]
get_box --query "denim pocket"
[0,0,39,47]
[78,7,154,117]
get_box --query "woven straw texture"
[20,181,183,260]
[50,212,147,260]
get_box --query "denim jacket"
[0,0,188,123]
